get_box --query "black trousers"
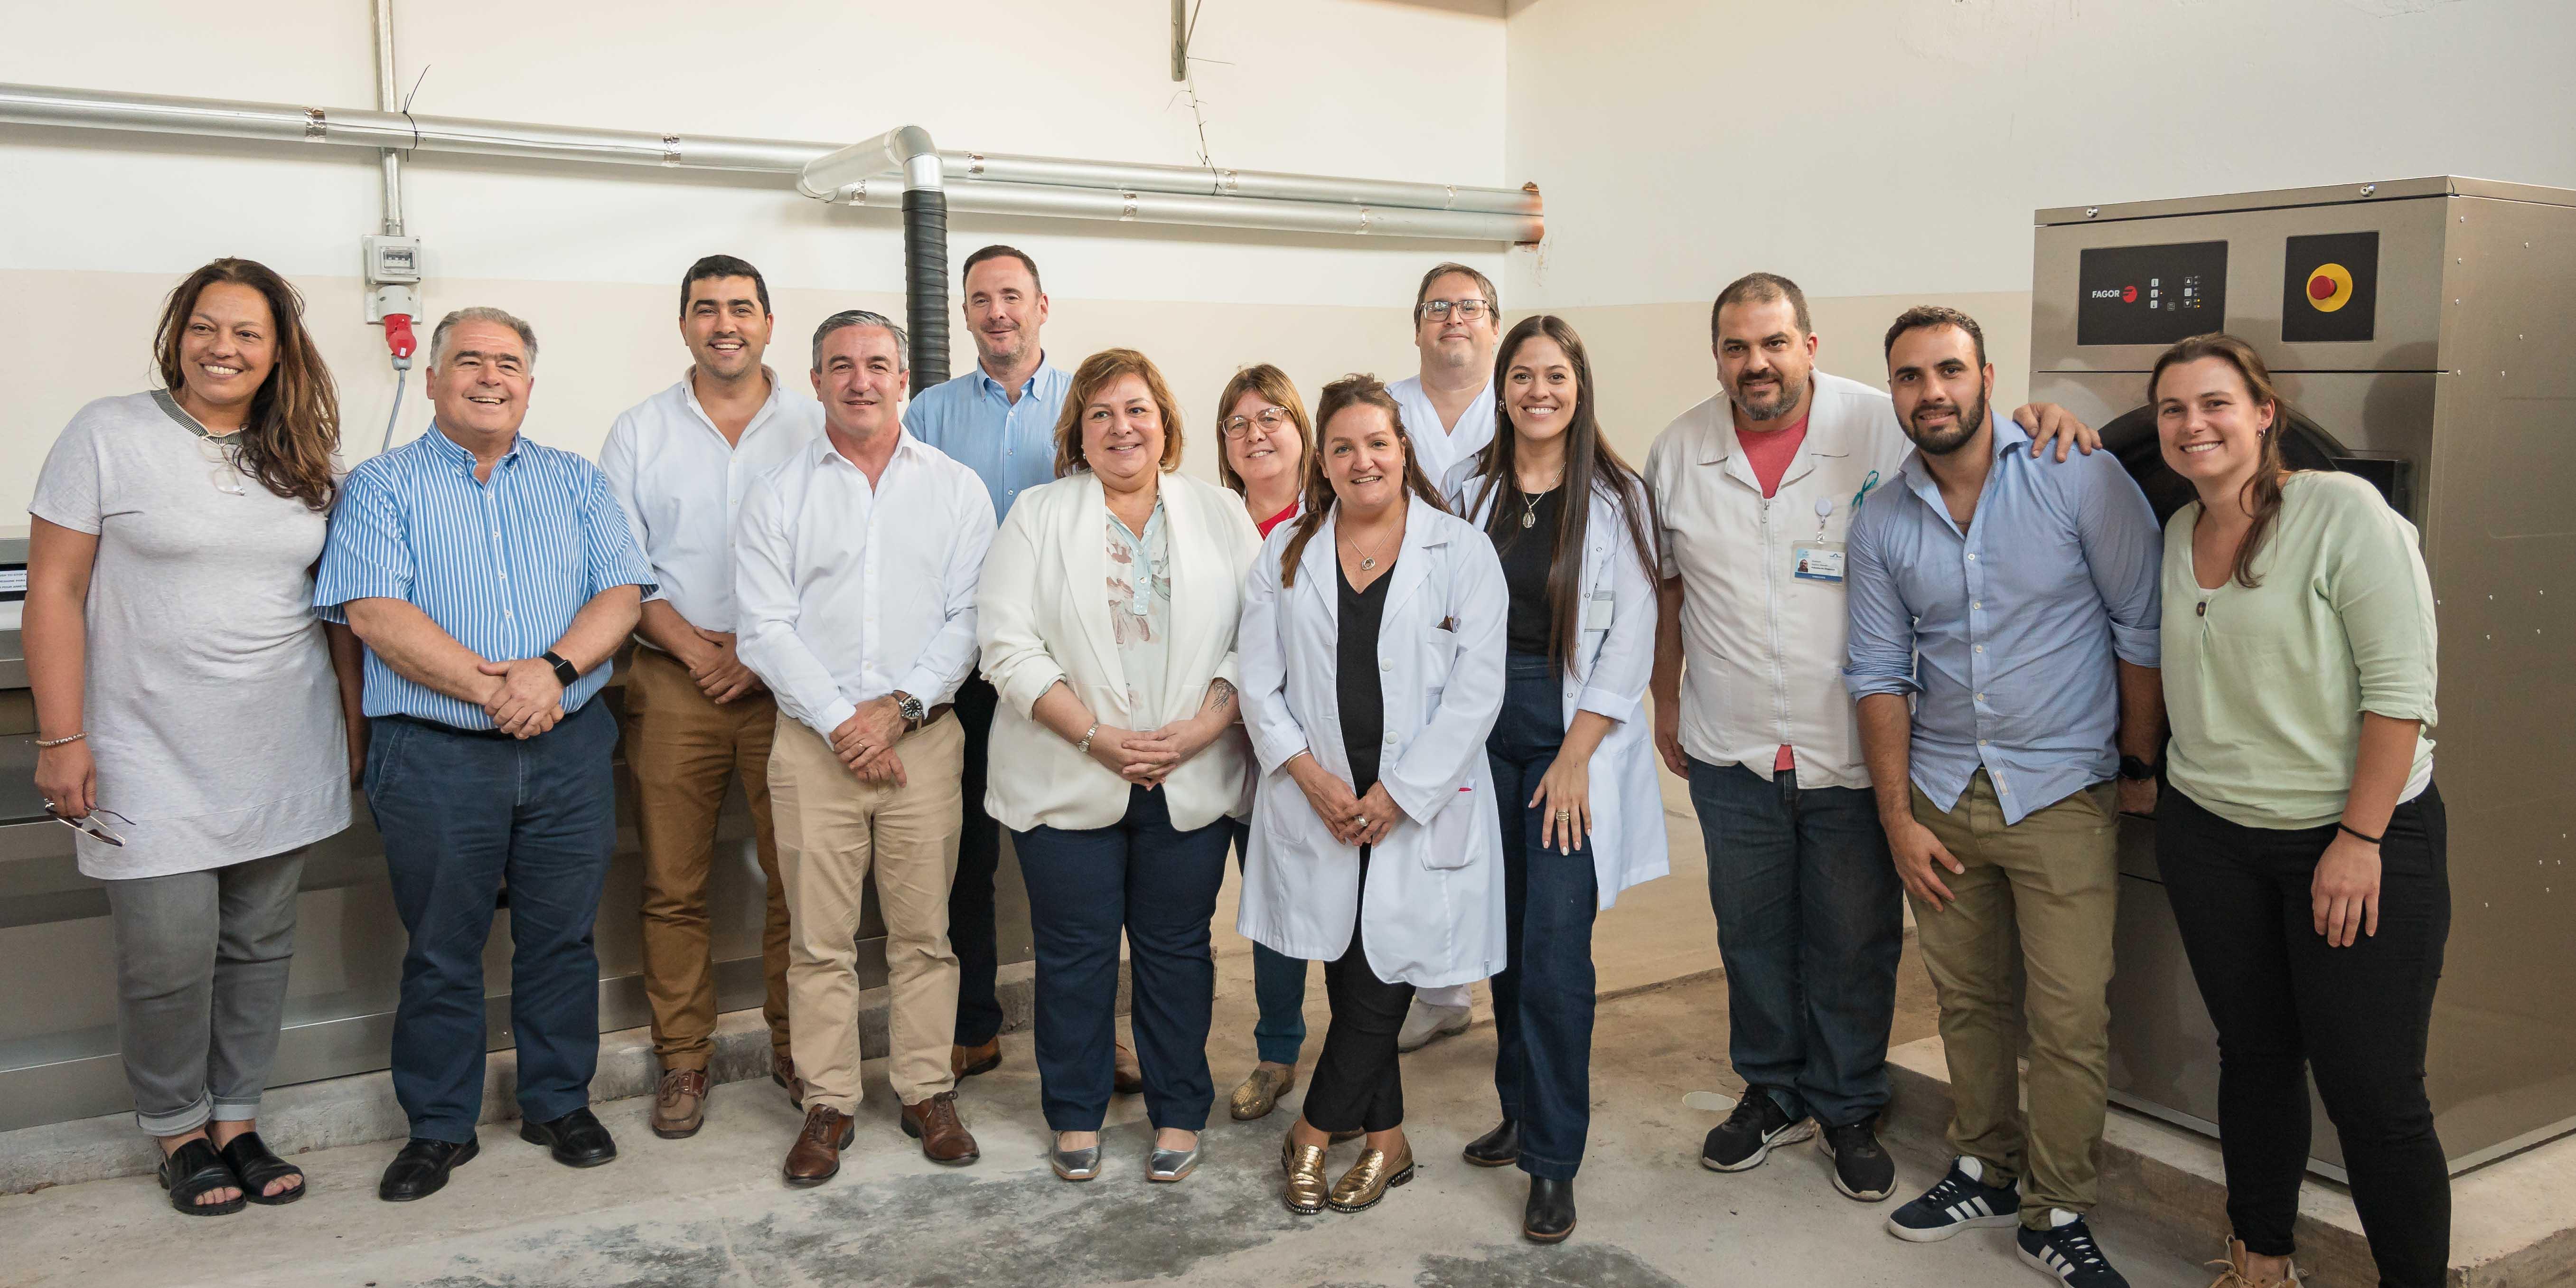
[947,675,1006,1047]
[2157,784,2451,1287]
[1302,852,1415,1135]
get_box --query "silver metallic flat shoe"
[1146,1142,1202,1183]
[1050,1141,1102,1182]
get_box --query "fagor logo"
[2089,285,2139,302]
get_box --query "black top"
[1495,484,1564,658]
[1336,558,1396,793]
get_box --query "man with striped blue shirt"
[316,306,654,1204]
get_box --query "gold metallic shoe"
[1282,1132,1330,1215]
[1327,1139,1414,1213]
[1231,1064,1296,1121]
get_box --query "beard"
[974,326,1029,368]
[1730,370,1806,423]
[1907,388,1991,456]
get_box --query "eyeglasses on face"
[1219,407,1296,439]
[47,806,135,846]
[1416,298,1494,322]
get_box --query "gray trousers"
[102,847,305,1135]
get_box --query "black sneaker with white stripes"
[2017,1210,2131,1288]
[1698,1086,1814,1172]
[1887,1156,2021,1241]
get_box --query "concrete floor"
[0,803,2220,1288]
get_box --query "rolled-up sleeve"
[2073,450,2164,668]
[314,463,412,623]
[1839,504,1918,700]
[578,466,656,600]
[2326,486,2439,728]
[974,501,1069,720]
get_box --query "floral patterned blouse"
[1107,497,1172,729]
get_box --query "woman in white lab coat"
[1238,373,1508,1217]
[1444,315,1665,1244]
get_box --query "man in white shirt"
[736,310,997,1185]
[600,256,822,1139]
[1386,260,1501,1051]
[1645,273,2096,1205]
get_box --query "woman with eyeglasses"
[1210,365,1319,1122]
[25,259,364,1215]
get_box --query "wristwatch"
[891,689,926,732]
[540,650,580,687]
[2117,754,2159,782]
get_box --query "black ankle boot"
[1523,1175,1576,1243]
[1462,1118,1520,1166]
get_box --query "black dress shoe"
[520,1107,618,1168]
[1462,1118,1521,1167]
[378,1136,478,1202]
[1524,1175,1577,1243]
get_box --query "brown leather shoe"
[650,1068,709,1139]
[1113,1040,1145,1096]
[900,1091,981,1166]
[782,1105,852,1187]
[773,1053,805,1110]
[951,1038,1002,1081]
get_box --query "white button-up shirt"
[600,368,824,634]
[1642,371,1912,789]
[734,430,997,739]
[1389,374,1498,489]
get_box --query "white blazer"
[1450,469,1670,909]
[1236,495,1509,987]
[977,471,1262,833]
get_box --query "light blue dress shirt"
[315,424,654,728]
[1841,414,2162,823]
[902,357,1069,523]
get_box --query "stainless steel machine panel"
[2033,178,2576,1177]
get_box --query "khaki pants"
[1909,771,2119,1227]
[769,711,964,1112]
[625,646,791,1072]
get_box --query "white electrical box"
[364,235,422,285]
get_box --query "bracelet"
[1074,722,1099,755]
[34,732,84,749]
[2336,822,2383,846]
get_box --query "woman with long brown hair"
[25,258,364,1214]
[2148,335,2447,1288]
[1209,364,1322,1122]
[1445,315,1664,1242]
[1238,374,1508,1217]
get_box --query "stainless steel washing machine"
[2031,177,2576,1177]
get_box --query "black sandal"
[218,1131,306,1205]
[157,1138,244,1216]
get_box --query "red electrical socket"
[384,313,417,363]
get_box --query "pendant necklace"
[1518,470,1564,529]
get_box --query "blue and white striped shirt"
[315,424,654,728]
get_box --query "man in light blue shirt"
[899,244,1077,1083]
[1842,307,2161,1286]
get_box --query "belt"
[380,713,518,741]
[909,704,955,735]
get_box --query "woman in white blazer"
[976,348,1262,1185]
[1239,374,1508,1217]
[1444,315,1665,1244]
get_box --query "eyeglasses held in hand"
[47,806,134,846]
[1219,407,1295,439]
[199,434,247,496]
[1416,298,1494,322]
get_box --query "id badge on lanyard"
[1792,471,1879,585]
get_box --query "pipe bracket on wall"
[304,107,326,140]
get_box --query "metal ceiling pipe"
[830,177,1540,244]
[938,151,1538,216]
[372,0,403,235]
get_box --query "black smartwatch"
[540,650,580,688]
[2117,754,2159,782]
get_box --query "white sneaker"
[1396,999,1471,1051]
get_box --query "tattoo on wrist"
[1207,679,1235,713]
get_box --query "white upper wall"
[1505,0,2576,310]
[0,0,1509,307]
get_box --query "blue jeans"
[1014,785,1231,1132]
[366,701,620,1143]
[1686,757,1903,1127]
[1487,653,1602,1180]
[1229,818,1311,1067]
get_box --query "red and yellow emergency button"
[2305,262,2355,312]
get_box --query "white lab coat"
[1449,469,1670,909]
[1236,495,1509,987]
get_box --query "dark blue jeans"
[1014,785,1230,1132]
[1229,818,1311,1067]
[366,701,620,1143]
[1487,653,1602,1180]
[1686,757,1903,1128]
